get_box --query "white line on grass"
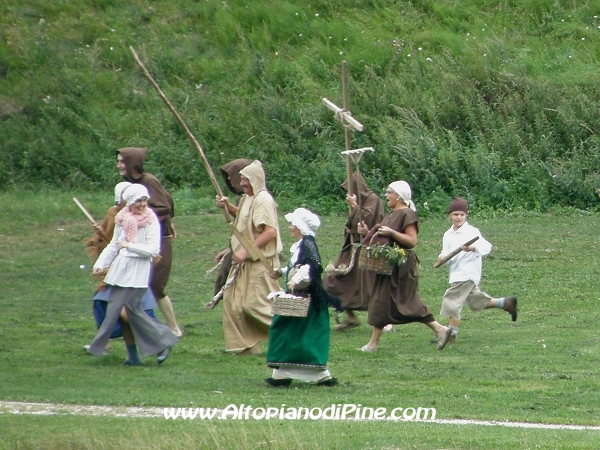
[1,401,599,431]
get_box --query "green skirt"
[267,300,330,368]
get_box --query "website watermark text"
[164,404,436,421]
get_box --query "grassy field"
[1,190,600,449]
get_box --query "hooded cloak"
[323,172,384,310]
[116,147,174,233]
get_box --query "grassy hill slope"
[2,0,600,211]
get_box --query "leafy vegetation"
[2,1,600,212]
[356,241,407,268]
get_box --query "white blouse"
[93,221,161,288]
[283,240,311,284]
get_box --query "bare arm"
[378,223,418,249]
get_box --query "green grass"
[3,415,600,450]
[1,190,600,448]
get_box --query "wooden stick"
[342,61,353,200]
[321,98,364,131]
[433,236,480,268]
[73,197,97,224]
[73,197,110,241]
[130,46,275,276]
[129,46,224,199]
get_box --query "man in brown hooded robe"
[323,172,384,330]
[216,160,282,355]
[116,147,183,337]
[213,158,252,295]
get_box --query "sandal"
[437,328,453,351]
[333,320,360,331]
[359,344,377,352]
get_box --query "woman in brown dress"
[357,180,448,352]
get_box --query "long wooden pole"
[129,46,275,276]
[130,46,224,199]
[341,61,353,200]
[73,197,110,241]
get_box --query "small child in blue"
[436,197,517,350]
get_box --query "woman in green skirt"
[266,208,342,387]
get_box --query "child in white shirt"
[436,197,517,350]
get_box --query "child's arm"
[465,234,492,256]
[434,236,480,268]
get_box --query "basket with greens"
[356,235,407,275]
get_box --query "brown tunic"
[367,208,435,328]
[84,204,118,261]
[84,202,123,290]
[323,172,384,310]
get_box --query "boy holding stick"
[436,197,517,350]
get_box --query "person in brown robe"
[213,158,252,296]
[116,147,182,337]
[357,180,448,352]
[323,172,384,330]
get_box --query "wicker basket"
[271,293,311,317]
[357,235,394,275]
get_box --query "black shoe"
[316,377,338,387]
[122,360,142,366]
[157,347,172,364]
[264,377,292,387]
[504,296,518,322]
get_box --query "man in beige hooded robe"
[216,160,282,355]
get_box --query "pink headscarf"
[114,184,157,242]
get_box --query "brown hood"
[342,171,373,204]
[117,147,147,182]
[220,159,252,195]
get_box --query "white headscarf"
[122,184,150,206]
[114,181,132,203]
[388,180,416,211]
[285,207,321,236]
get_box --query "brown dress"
[366,208,435,328]
[84,203,120,289]
[323,173,384,310]
[84,204,118,261]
